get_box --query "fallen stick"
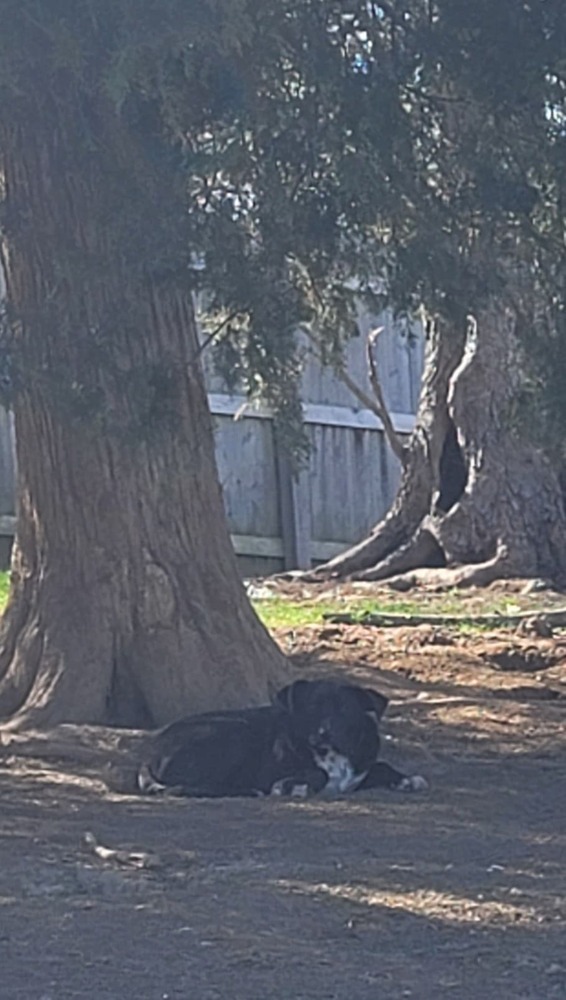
[323,607,566,629]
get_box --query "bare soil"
[1,583,565,1000]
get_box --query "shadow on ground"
[0,615,565,1000]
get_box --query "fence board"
[307,421,405,547]
[213,415,281,539]
[0,411,15,517]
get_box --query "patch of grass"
[253,596,435,629]
[0,570,9,611]
[252,591,540,631]
[251,599,342,628]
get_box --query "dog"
[137,679,427,799]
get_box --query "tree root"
[359,542,516,591]
[350,527,446,582]
[298,516,408,582]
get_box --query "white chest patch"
[315,751,366,795]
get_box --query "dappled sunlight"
[0,757,110,797]
[416,699,566,759]
[275,877,562,928]
[271,793,402,819]
[274,612,566,766]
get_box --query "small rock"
[245,584,274,600]
[545,964,565,977]
[387,576,415,592]
[521,578,554,594]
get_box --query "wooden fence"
[0,310,423,574]
[205,309,423,574]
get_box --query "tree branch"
[302,325,408,466]
[366,327,408,465]
[187,309,240,369]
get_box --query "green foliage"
[0,1,564,443]
[0,569,8,608]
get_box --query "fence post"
[274,437,312,570]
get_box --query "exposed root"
[351,527,446,582]
[305,462,433,582]
[309,522,407,580]
[350,543,518,592]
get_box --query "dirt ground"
[1,583,565,1000]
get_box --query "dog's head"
[274,679,388,780]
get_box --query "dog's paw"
[270,779,309,799]
[397,774,429,793]
[137,764,167,795]
[290,783,309,799]
[270,779,289,797]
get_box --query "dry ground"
[1,582,565,1000]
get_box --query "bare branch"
[187,309,240,369]
[302,326,408,467]
[366,328,408,465]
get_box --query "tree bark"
[0,105,288,730]
[311,307,566,587]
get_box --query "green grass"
[249,598,418,628]
[252,595,446,629]
[0,570,9,610]
[252,591,539,631]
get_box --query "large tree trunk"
[312,307,566,588]
[0,104,287,730]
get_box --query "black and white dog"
[137,679,427,799]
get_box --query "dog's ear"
[355,687,389,721]
[274,680,312,715]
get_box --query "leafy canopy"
[0,1,564,438]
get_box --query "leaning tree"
[308,0,566,586]
[187,0,566,589]
[199,0,566,589]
